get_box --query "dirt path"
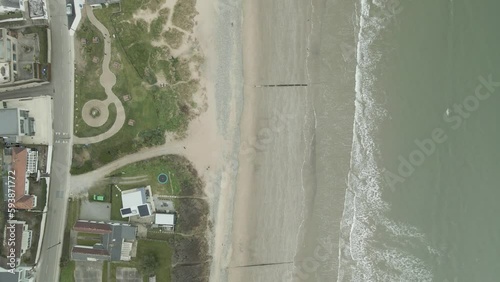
[73,5,126,144]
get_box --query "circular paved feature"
[82,99,109,127]
[158,173,168,184]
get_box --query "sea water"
[338,0,500,281]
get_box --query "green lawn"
[102,261,109,282]
[110,187,126,221]
[136,239,173,282]
[75,103,117,138]
[61,199,80,277]
[76,238,100,246]
[74,18,109,138]
[71,1,200,175]
[0,12,22,20]
[23,26,49,64]
[107,155,203,196]
[59,261,75,282]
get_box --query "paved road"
[35,0,74,281]
[0,83,53,100]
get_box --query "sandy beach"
[193,0,357,281]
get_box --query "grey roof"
[102,224,136,261]
[138,204,150,217]
[0,272,20,282]
[0,0,20,9]
[0,109,19,136]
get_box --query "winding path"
[70,142,185,194]
[74,5,126,144]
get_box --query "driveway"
[116,267,142,282]
[74,261,102,282]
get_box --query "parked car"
[66,4,73,16]
[93,195,105,201]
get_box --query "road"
[0,83,53,100]
[35,0,74,281]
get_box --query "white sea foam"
[337,0,434,281]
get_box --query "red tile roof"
[73,221,112,234]
[72,247,109,256]
[11,148,35,210]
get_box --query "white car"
[66,4,73,16]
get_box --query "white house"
[120,187,152,218]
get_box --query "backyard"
[71,0,201,175]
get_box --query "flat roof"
[155,213,174,225]
[0,108,19,135]
[121,188,146,208]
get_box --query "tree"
[139,253,159,277]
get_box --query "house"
[154,213,175,230]
[2,147,38,210]
[0,265,34,282]
[0,108,35,144]
[2,221,33,266]
[73,221,112,234]
[71,221,137,262]
[0,28,19,84]
[120,187,152,218]
[0,0,25,14]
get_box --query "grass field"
[23,26,49,64]
[110,186,126,221]
[74,18,111,138]
[108,155,203,196]
[136,239,173,282]
[59,261,75,282]
[60,199,80,281]
[71,0,201,175]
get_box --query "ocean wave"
[337,0,434,281]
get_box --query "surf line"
[254,84,308,87]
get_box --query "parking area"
[74,261,102,282]
[3,96,53,145]
[116,267,142,282]
[79,199,111,221]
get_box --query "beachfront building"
[0,108,35,144]
[71,220,137,262]
[120,187,152,218]
[0,28,19,84]
[2,220,33,267]
[154,213,175,230]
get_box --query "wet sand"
[203,0,357,281]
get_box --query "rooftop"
[74,221,112,234]
[120,188,152,218]
[0,108,20,136]
[154,213,175,226]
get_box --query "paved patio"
[79,199,111,221]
